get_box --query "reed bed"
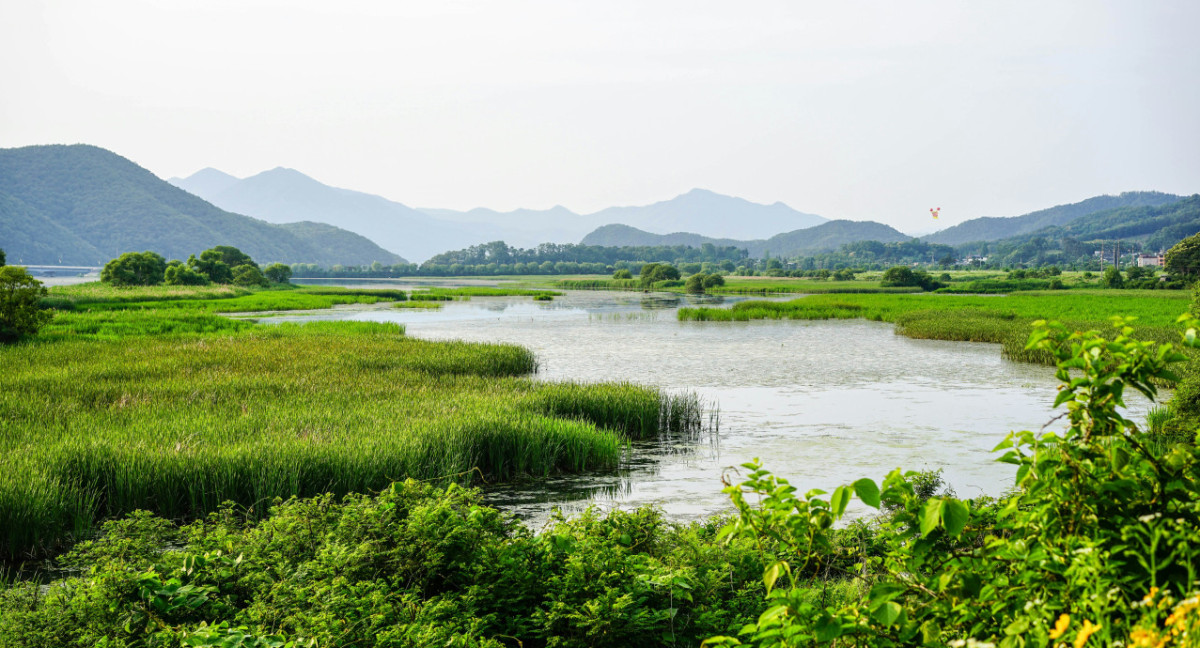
[38,309,257,341]
[0,321,706,559]
[410,287,564,299]
[679,291,1192,365]
[555,279,642,291]
[42,282,251,310]
[86,291,402,314]
[705,280,921,295]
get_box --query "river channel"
[261,283,1155,526]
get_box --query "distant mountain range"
[172,168,829,262]
[7,144,1192,269]
[582,220,911,258]
[922,192,1182,246]
[0,145,404,266]
[966,195,1200,255]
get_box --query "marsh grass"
[679,292,1192,365]
[42,282,251,310]
[556,279,642,291]
[410,287,564,300]
[0,320,707,559]
[45,283,408,314]
[393,301,445,309]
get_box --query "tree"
[638,263,681,287]
[101,251,167,286]
[684,274,707,293]
[1102,266,1125,288]
[881,265,942,291]
[164,262,210,286]
[231,264,269,287]
[187,254,232,284]
[0,248,5,266]
[1165,232,1200,279]
[0,266,53,342]
[263,263,292,284]
[203,245,257,269]
[880,266,916,286]
[612,269,632,280]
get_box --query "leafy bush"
[231,264,269,287]
[639,263,681,287]
[705,317,1200,647]
[0,266,53,342]
[101,251,167,286]
[879,266,942,291]
[1165,231,1200,279]
[263,263,292,284]
[164,262,210,286]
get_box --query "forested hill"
[581,219,910,258]
[0,144,405,266]
[963,195,1200,260]
[581,224,748,249]
[752,220,910,257]
[922,191,1182,246]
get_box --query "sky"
[2,0,1198,234]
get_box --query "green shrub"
[101,251,167,286]
[0,266,53,342]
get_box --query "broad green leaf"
[763,561,784,594]
[871,600,903,626]
[830,485,850,518]
[853,478,881,508]
[920,498,943,537]
[942,499,970,537]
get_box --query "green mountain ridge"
[963,195,1200,264]
[922,191,1183,246]
[0,144,406,266]
[581,220,911,258]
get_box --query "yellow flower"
[1074,619,1101,648]
[1128,628,1159,648]
[1049,614,1071,640]
[1143,587,1159,604]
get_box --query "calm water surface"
[263,286,1154,525]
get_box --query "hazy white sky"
[3,1,1197,233]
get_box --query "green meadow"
[0,283,701,560]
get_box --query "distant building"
[1137,254,1164,267]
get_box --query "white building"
[1137,254,1164,267]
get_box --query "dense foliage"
[639,262,682,286]
[100,251,168,286]
[0,482,801,648]
[705,317,1200,647]
[263,263,291,284]
[878,266,943,291]
[0,266,52,342]
[100,246,288,288]
[1165,230,1200,279]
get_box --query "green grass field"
[0,283,704,560]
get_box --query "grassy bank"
[1,286,706,560]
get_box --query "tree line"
[100,246,292,287]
